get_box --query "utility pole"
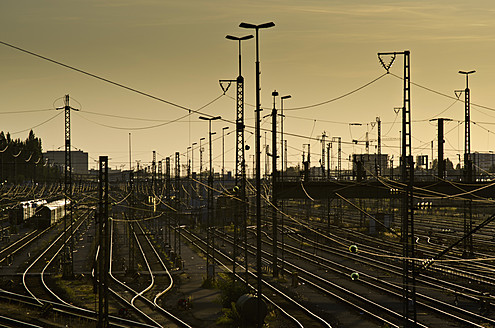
[200,137,205,181]
[97,156,109,328]
[175,152,181,258]
[222,126,229,184]
[152,151,156,196]
[321,132,326,178]
[302,144,310,181]
[376,117,382,176]
[128,169,135,275]
[332,137,342,180]
[199,116,221,279]
[56,94,78,280]
[158,159,163,235]
[225,33,253,284]
[327,142,331,178]
[165,157,171,246]
[240,21,275,327]
[271,90,279,277]
[430,118,452,179]
[458,70,476,258]
[280,95,291,180]
[378,50,416,326]
[152,151,156,234]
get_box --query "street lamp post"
[240,21,275,327]
[279,94,290,277]
[199,138,205,180]
[222,126,229,183]
[271,90,279,278]
[191,142,197,175]
[280,95,291,178]
[187,146,192,178]
[199,116,221,280]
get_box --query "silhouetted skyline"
[1,1,494,172]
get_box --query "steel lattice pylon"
[98,156,109,328]
[235,75,249,281]
[175,152,181,256]
[165,157,171,246]
[461,71,475,258]
[57,94,78,280]
[378,50,416,327]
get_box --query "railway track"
[108,218,192,328]
[181,227,333,328]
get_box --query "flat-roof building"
[44,150,89,175]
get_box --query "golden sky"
[1,0,495,172]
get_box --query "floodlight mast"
[199,116,221,280]
[226,34,253,76]
[280,95,291,178]
[240,21,275,328]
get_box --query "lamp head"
[240,22,275,29]
[226,34,254,41]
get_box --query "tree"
[0,130,59,184]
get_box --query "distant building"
[44,150,89,175]
[472,152,495,174]
[351,153,389,176]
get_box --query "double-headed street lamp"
[199,115,221,280]
[226,34,253,76]
[240,21,275,327]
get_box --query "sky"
[1,0,495,173]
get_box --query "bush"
[216,302,241,326]
[201,276,216,289]
[216,274,249,308]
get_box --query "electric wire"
[11,111,63,135]
[389,72,495,112]
[75,93,225,131]
[283,73,389,111]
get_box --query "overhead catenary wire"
[389,72,495,112]
[283,73,389,111]
[0,109,56,114]
[75,93,225,131]
[11,111,63,135]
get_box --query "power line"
[389,72,495,112]
[0,109,55,114]
[284,73,389,111]
[0,40,216,117]
[75,94,225,131]
[11,111,63,135]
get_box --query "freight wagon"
[8,199,47,225]
[34,199,70,228]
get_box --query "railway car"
[8,199,47,225]
[34,199,70,228]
